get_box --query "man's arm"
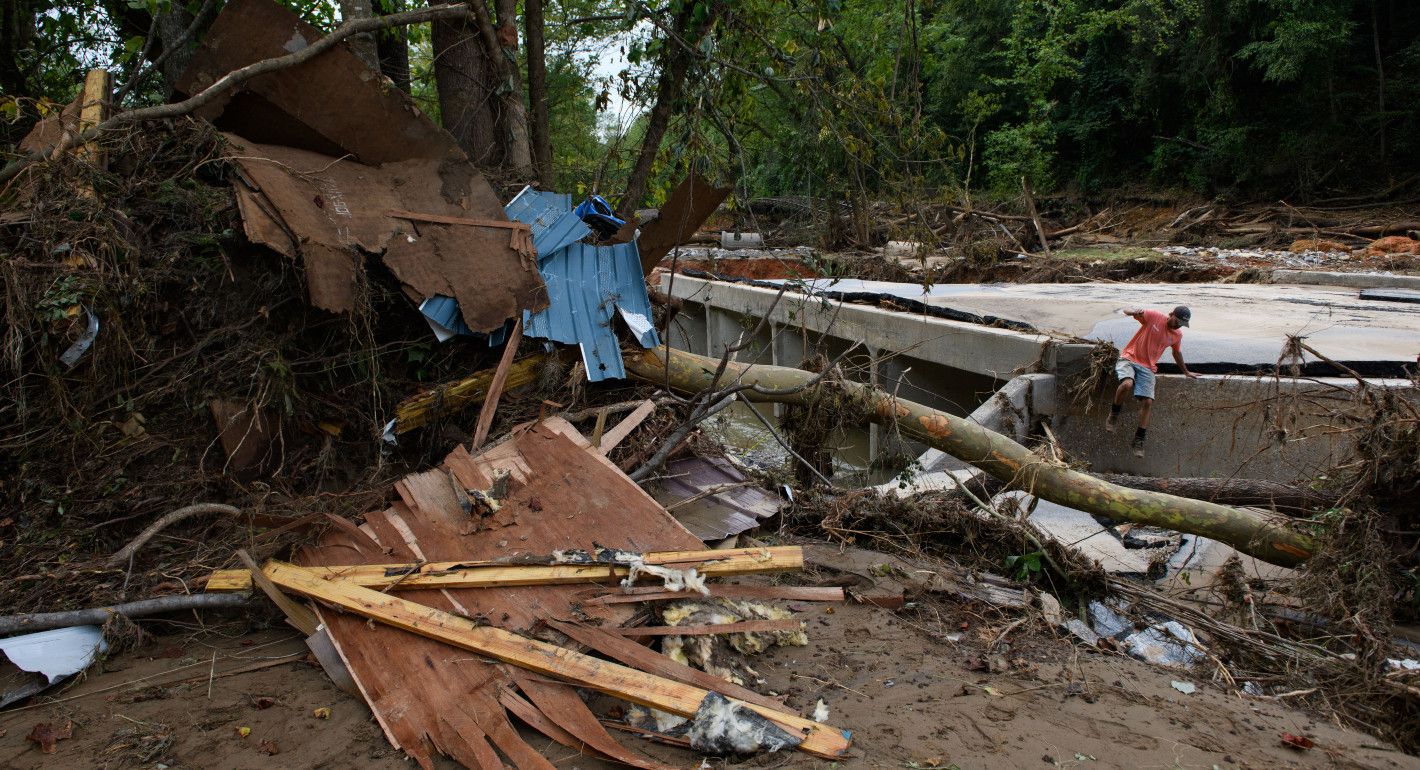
[1172,346,1201,378]
[1122,307,1147,324]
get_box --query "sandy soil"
[1,579,1415,769]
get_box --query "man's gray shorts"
[1114,359,1155,400]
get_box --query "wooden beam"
[548,620,787,712]
[595,399,655,455]
[205,546,803,593]
[262,561,852,759]
[236,548,318,636]
[471,318,523,450]
[585,585,845,605]
[614,618,803,637]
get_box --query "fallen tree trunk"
[626,347,1318,567]
[1095,474,1330,512]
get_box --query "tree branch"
[0,3,475,188]
[114,0,220,106]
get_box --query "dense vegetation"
[3,0,1418,204]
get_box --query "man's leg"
[1131,367,1155,457]
[1132,398,1153,457]
[1106,377,1132,433]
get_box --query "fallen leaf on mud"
[313,707,331,719]
[1281,733,1314,750]
[236,726,251,738]
[258,739,280,755]
[27,721,72,753]
[250,696,277,709]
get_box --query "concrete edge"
[1269,269,1420,291]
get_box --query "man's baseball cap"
[1172,306,1191,326]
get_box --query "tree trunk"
[625,347,1319,568]
[523,0,553,187]
[154,5,200,93]
[490,0,532,176]
[336,0,380,71]
[430,2,500,166]
[617,2,719,217]
[0,0,35,98]
[376,23,411,92]
[1094,474,1330,512]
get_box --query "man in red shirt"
[1104,305,1200,457]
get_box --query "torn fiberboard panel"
[181,0,546,326]
[176,0,462,167]
[295,418,705,768]
[221,134,547,325]
[636,172,732,275]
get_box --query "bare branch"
[115,0,221,106]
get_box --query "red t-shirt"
[1121,309,1182,372]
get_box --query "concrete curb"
[1270,269,1420,290]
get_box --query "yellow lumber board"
[205,546,802,593]
[262,561,851,758]
[394,354,546,433]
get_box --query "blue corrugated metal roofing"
[504,186,591,262]
[416,188,659,382]
[524,241,660,382]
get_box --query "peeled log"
[626,347,1318,567]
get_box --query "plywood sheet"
[295,419,705,768]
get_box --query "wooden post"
[1021,176,1051,257]
[77,69,112,169]
[471,318,524,450]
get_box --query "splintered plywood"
[266,561,852,759]
[184,0,545,325]
[296,419,704,768]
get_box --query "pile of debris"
[4,0,1420,765]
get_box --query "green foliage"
[5,0,1417,200]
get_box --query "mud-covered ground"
[4,547,1414,770]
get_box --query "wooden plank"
[595,399,655,455]
[613,619,803,637]
[207,546,803,593]
[293,422,709,767]
[236,548,318,636]
[585,584,845,605]
[263,561,852,759]
[471,318,524,450]
[548,620,787,712]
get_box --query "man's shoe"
[1105,411,1117,433]
[1131,436,1146,458]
